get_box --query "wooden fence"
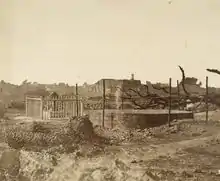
[26,94,83,120]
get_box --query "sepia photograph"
[1,0,220,180]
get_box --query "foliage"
[10,101,25,110]
[32,121,50,133]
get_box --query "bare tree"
[116,66,206,110]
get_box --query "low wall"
[86,109,194,129]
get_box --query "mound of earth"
[68,116,94,138]
[4,116,107,152]
[0,149,152,181]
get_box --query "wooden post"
[25,96,28,117]
[76,83,79,117]
[111,113,114,129]
[177,80,180,110]
[41,96,44,120]
[168,78,172,127]
[206,76,208,122]
[102,79,106,128]
[80,100,83,116]
[121,92,124,110]
[53,99,55,118]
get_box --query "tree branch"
[178,65,190,95]
[207,68,220,75]
[151,84,169,94]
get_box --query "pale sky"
[1,0,220,86]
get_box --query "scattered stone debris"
[0,114,219,180]
[0,150,21,180]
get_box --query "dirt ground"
[1,110,220,180]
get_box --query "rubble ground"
[0,113,220,180]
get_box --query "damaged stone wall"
[86,110,194,129]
